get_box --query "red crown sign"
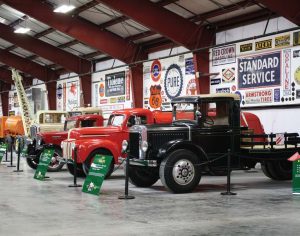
[150,85,162,95]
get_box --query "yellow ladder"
[11,69,34,137]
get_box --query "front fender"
[75,139,120,163]
[157,140,208,162]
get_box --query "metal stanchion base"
[68,184,82,188]
[221,191,237,195]
[2,160,10,163]
[7,165,16,167]
[118,195,135,200]
[13,170,23,172]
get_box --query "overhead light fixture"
[53,4,75,13]
[14,27,31,34]
[0,16,6,24]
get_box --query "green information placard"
[292,160,300,195]
[82,154,113,196]
[34,148,55,181]
[0,143,7,163]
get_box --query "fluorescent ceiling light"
[0,16,6,24]
[14,27,31,34]
[53,5,75,13]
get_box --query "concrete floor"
[1,153,300,236]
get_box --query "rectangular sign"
[293,50,300,58]
[240,43,253,52]
[82,154,113,196]
[238,52,281,89]
[293,31,300,46]
[255,39,272,51]
[275,34,290,48]
[283,49,291,96]
[34,148,55,181]
[105,71,125,97]
[292,160,300,194]
[212,44,236,66]
[185,58,195,75]
[211,78,221,85]
[216,87,230,93]
[244,89,273,104]
[0,143,7,163]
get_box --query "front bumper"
[118,157,157,167]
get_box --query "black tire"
[261,163,272,179]
[26,157,39,170]
[128,166,159,187]
[262,160,292,180]
[159,149,201,193]
[83,149,114,179]
[66,163,86,177]
[47,147,65,172]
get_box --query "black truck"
[122,94,300,193]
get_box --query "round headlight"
[141,141,148,152]
[37,137,42,146]
[122,140,128,152]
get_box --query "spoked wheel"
[26,157,39,170]
[47,147,65,172]
[83,150,114,179]
[159,149,201,193]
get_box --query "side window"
[214,101,229,126]
[81,120,96,127]
[139,116,147,124]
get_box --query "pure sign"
[0,143,7,163]
[34,148,55,181]
[82,154,113,196]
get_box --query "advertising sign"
[275,34,290,48]
[244,89,273,104]
[105,71,125,97]
[238,51,281,89]
[283,49,292,96]
[240,43,253,52]
[66,81,80,111]
[255,39,272,51]
[34,148,55,181]
[164,64,183,99]
[82,154,113,196]
[212,44,236,66]
[293,31,300,46]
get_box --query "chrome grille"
[61,139,75,159]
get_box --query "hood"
[69,126,121,139]
[39,130,67,138]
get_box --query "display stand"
[13,137,23,172]
[69,147,82,188]
[119,157,135,200]
[7,139,16,168]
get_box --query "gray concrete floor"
[1,153,300,236]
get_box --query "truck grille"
[30,125,38,139]
[129,132,140,159]
[61,139,75,159]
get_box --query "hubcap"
[172,159,195,185]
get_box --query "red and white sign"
[283,49,291,96]
[245,89,273,104]
[222,68,235,83]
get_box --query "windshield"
[64,120,77,131]
[107,114,125,126]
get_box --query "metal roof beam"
[97,0,206,50]
[256,0,300,25]
[2,0,144,64]
[0,23,91,74]
[0,49,58,81]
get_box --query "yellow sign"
[255,39,272,51]
[293,31,300,46]
[240,43,252,52]
[275,34,290,48]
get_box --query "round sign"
[57,84,62,99]
[99,83,105,97]
[151,59,162,82]
[164,64,183,99]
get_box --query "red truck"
[26,114,104,171]
[61,108,176,177]
[61,107,264,179]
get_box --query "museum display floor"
[1,154,300,236]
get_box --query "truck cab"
[61,108,166,178]
[123,93,296,193]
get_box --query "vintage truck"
[26,113,104,172]
[122,94,299,193]
[61,108,175,178]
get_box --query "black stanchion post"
[119,157,135,200]
[221,149,236,196]
[3,140,9,163]
[13,137,23,172]
[7,138,16,168]
[69,147,82,188]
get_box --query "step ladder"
[11,69,34,137]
